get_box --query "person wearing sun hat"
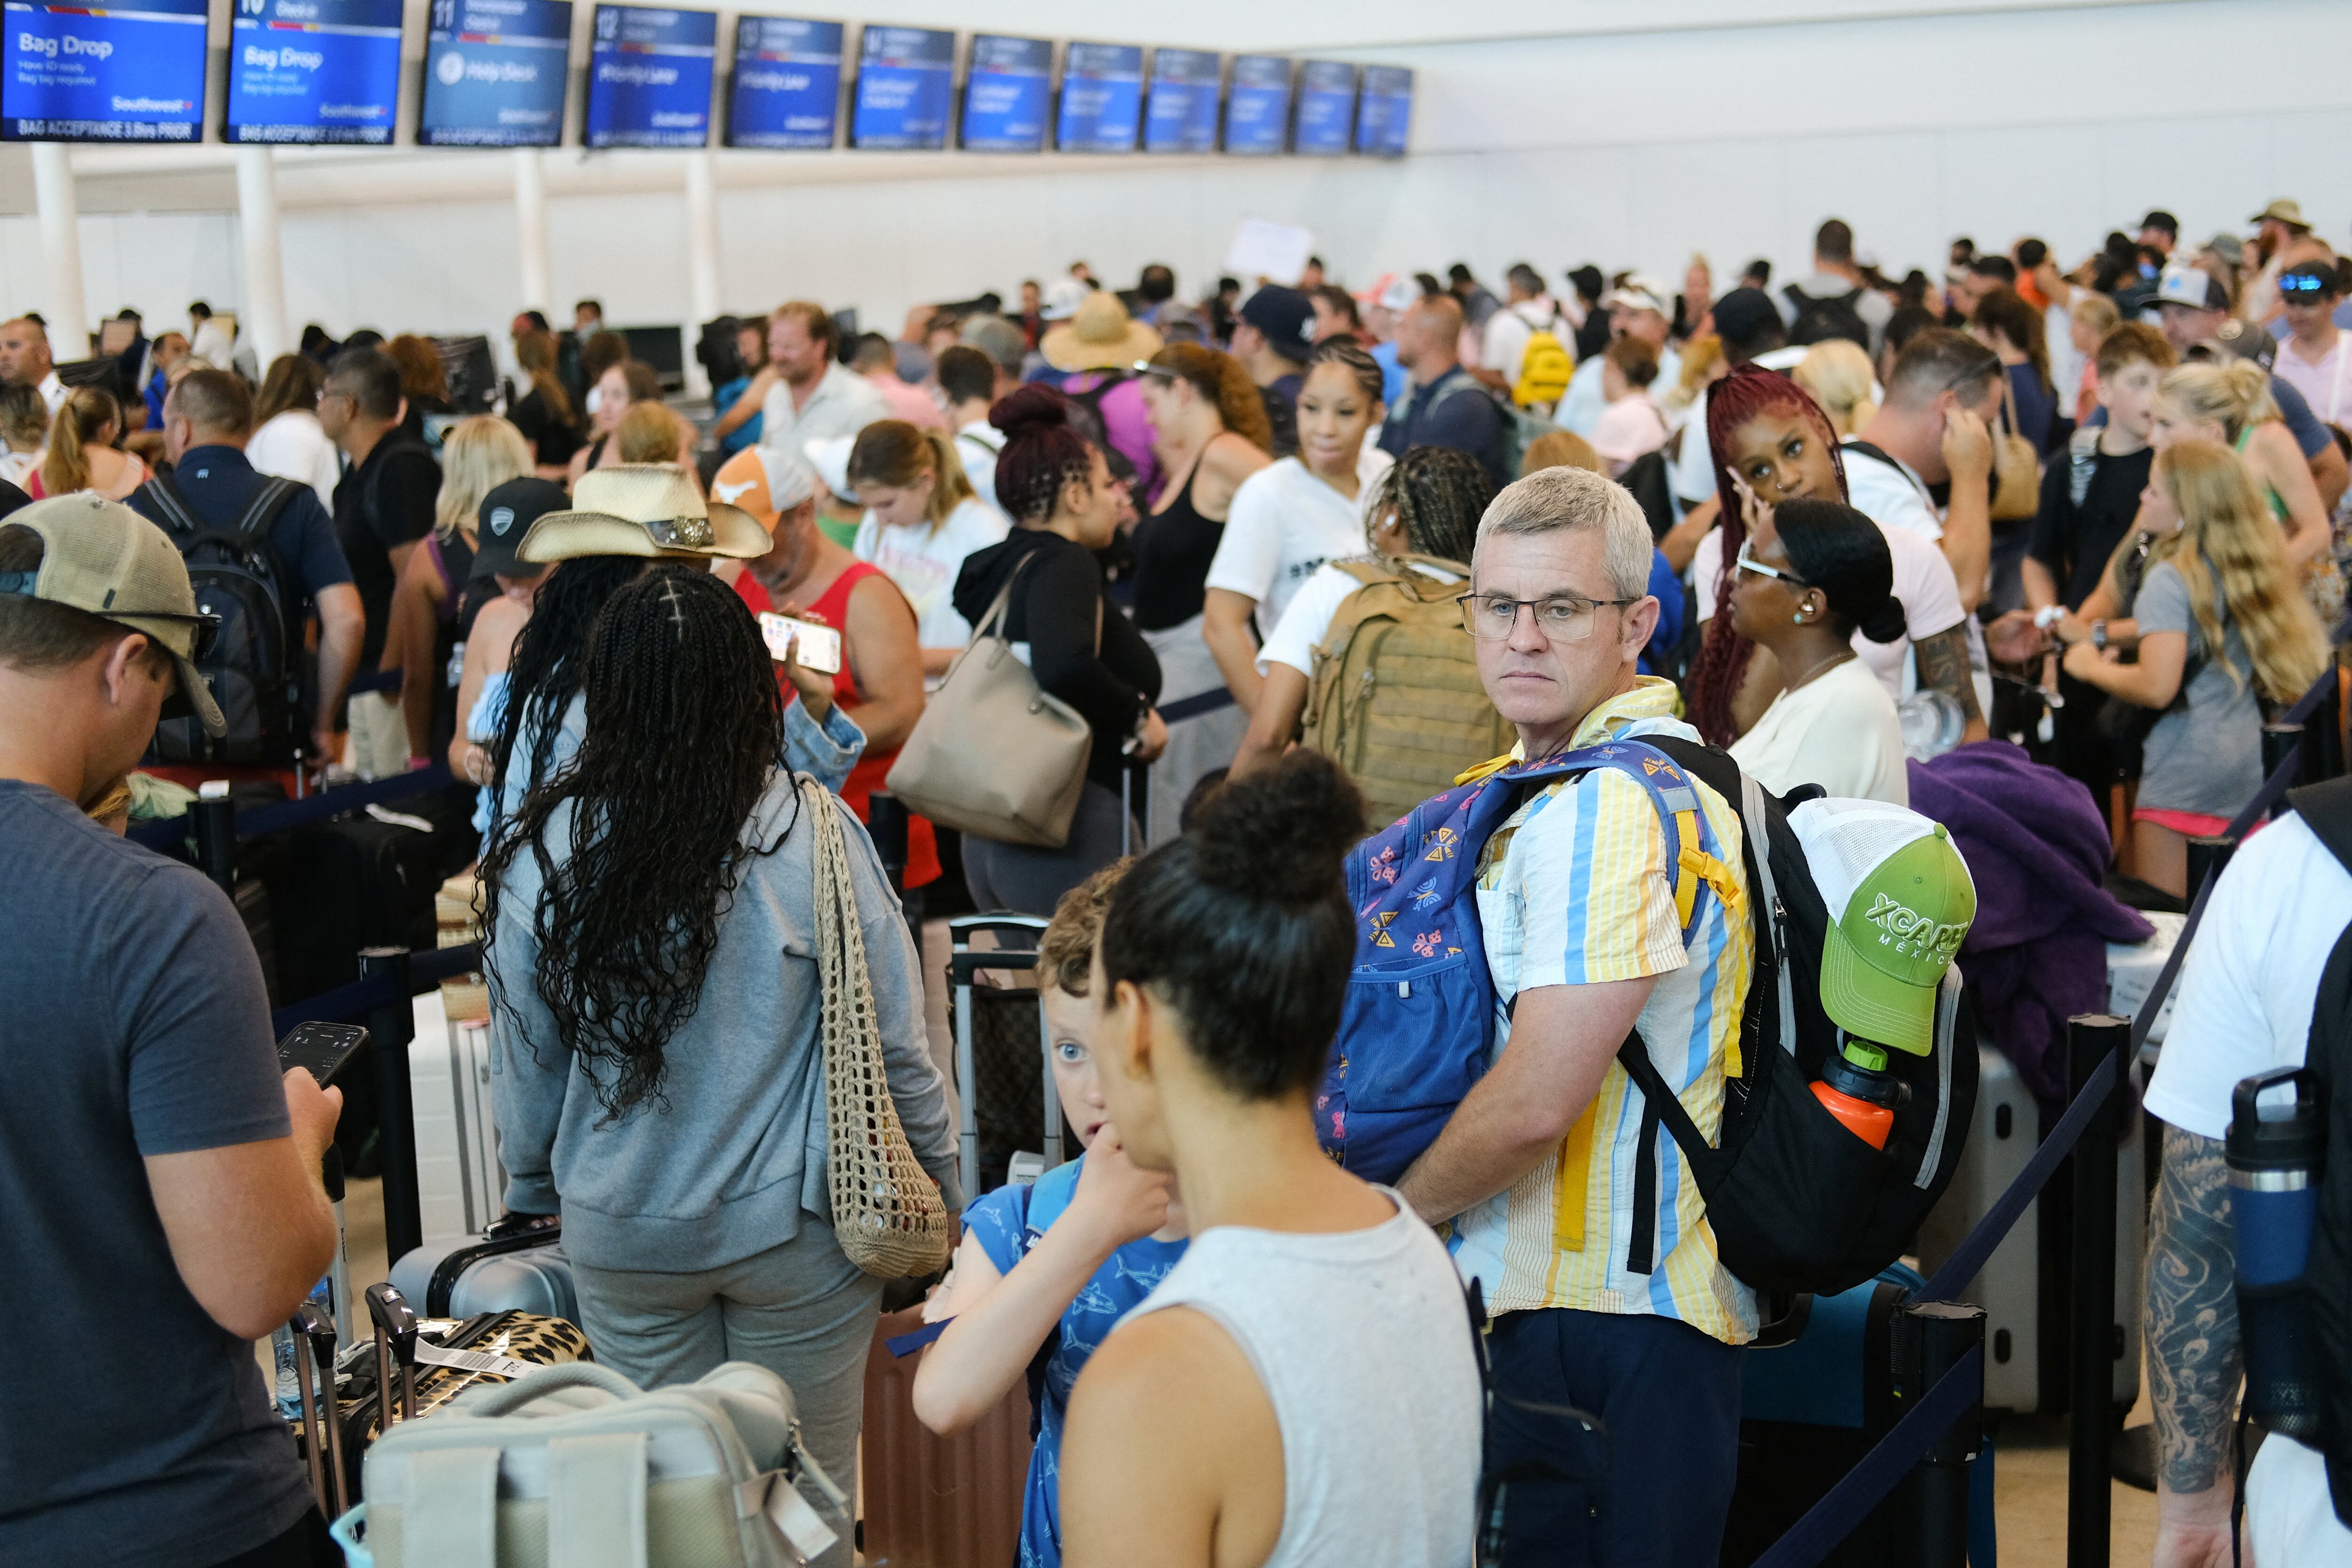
[1036,290,1164,499]
[1790,795,1977,1057]
[493,462,862,829]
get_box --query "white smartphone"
[756,612,843,676]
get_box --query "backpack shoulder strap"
[235,475,304,549]
[138,470,202,537]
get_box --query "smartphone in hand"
[757,612,843,675]
[277,1022,369,1088]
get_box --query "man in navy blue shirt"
[131,367,361,771]
[1378,294,1509,490]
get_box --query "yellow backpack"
[1301,556,1515,829]
[1512,327,1574,409]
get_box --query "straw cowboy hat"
[517,464,768,564]
[1040,290,1163,373]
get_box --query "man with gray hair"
[1398,465,1756,1568]
[1475,261,1576,404]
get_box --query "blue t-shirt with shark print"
[962,1153,1187,1568]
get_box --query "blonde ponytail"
[848,419,974,532]
[41,386,117,496]
[2160,361,2280,444]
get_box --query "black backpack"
[1625,738,1979,1299]
[1783,283,1872,348]
[140,471,305,765]
[2280,776,2352,1526]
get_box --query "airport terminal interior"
[2,3,2349,1567]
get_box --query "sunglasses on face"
[2280,273,2334,297]
[1733,543,1810,589]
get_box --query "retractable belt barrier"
[1751,649,2344,1568]
[127,762,459,853]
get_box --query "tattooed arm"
[1913,624,1989,744]
[2145,1125,2241,1568]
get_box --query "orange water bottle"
[1811,1040,1901,1150]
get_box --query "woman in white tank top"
[1057,752,1482,1568]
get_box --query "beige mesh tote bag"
[802,776,954,1279]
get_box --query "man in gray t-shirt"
[0,498,344,1568]
[2133,559,2262,819]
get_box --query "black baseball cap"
[1710,287,1783,354]
[473,478,567,583]
[2138,209,2178,237]
[1239,285,1316,364]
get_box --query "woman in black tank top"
[1132,345,1273,628]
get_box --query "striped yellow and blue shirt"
[1450,678,1758,1345]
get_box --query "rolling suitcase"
[305,1281,592,1503]
[390,1219,577,1322]
[947,914,1065,1203]
[859,1304,1033,1568]
[407,988,504,1243]
[1914,1039,2142,1414]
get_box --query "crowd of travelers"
[4,197,2349,1568]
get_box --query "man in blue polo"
[131,367,361,780]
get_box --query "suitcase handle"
[461,1359,642,1416]
[365,1282,420,1425]
[290,1303,342,1518]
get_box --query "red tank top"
[734,562,940,887]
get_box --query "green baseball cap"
[1791,799,1976,1055]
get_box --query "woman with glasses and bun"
[1723,492,1911,805]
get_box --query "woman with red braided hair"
[1685,366,1988,747]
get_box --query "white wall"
[0,0,2342,346]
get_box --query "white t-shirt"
[1257,557,1463,677]
[1726,655,1909,805]
[2273,331,2352,429]
[1480,298,1571,390]
[953,420,1003,513]
[1692,515,1965,702]
[1839,440,1994,714]
[246,409,342,511]
[1204,445,1394,635]
[2142,810,2352,1567]
[851,496,1009,652]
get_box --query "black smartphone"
[277,1022,369,1088]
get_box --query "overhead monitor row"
[0,1,1413,155]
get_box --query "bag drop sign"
[226,0,403,145]
[4,0,207,142]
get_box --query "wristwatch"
[2090,620,2109,652]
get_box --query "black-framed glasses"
[1733,543,1810,589]
[1457,591,1637,643]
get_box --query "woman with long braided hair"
[1684,366,1984,747]
[1231,445,1501,822]
[480,570,956,1561]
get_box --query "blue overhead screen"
[419,0,572,147]
[2,0,207,142]
[225,0,404,145]
[584,4,714,148]
[958,33,1047,152]
[726,16,839,149]
[1224,54,1288,155]
[1143,47,1217,154]
[850,24,950,150]
[1355,63,1410,156]
[1293,60,1355,156]
[1055,41,1139,153]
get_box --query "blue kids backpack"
[1318,735,1977,1299]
